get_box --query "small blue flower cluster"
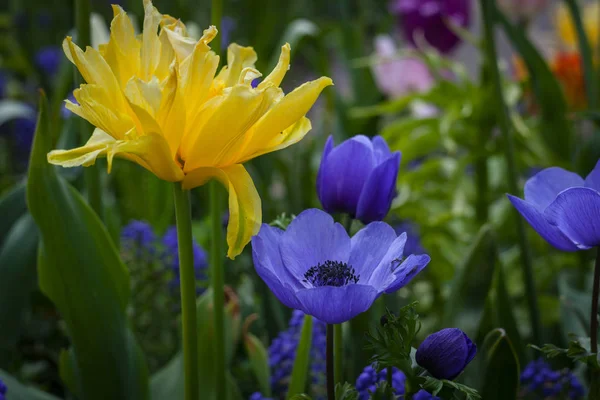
[0,378,7,400]
[520,359,585,399]
[355,365,439,400]
[120,220,208,293]
[249,310,327,400]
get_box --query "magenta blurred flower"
[497,0,549,21]
[391,0,471,54]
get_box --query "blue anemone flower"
[508,161,600,251]
[317,135,401,224]
[520,358,585,399]
[251,209,430,324]
[416,328,476,380]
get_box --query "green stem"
[334,323,343,386]
[173,183,199,400]
[480,0,541,345]
[386,367,393,399]
[564,0,598,110]
[212,0,223,54]
[474,146,489,223]
[326,324,335,400]
[591,249,600,400]
[75,0,103,218]
[210,181,226,400]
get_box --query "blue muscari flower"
[355,365,439,400]
[61,92,77,119]
[248,393,271,400]
[162,227,208,291]
[0,70,7,98]
[520,359,585,399]
[317,135,401,224]
[0,378,6,400]
[35,46,61,78]
[416,328,476,380]
[121,220,157,255]
[252,209,430,324]
[508,161,600,251]
[12,116,36,156]
[251,310,326,400]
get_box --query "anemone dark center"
[303,260,359,287]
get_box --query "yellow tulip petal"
[140,0,162,80]
[182,84,266,171]
[154,28,176,80]
[236,76,333,160]
[556,2,599,49]
[182,164,261,259]
[100,5,141,88]
[217,44,258,88]
[156,66,186,157]
[48,128,183,181]
[124,76,162,116]
[257,43,290,89]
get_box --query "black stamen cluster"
[303,260,360,287]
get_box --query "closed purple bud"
[391,0,471,54]
[416,328,476,380]
[317,135,401,224]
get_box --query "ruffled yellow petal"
[257,43,290,89]
[156,66,186,157]
[140,0,162,80]
[182,164,261,259]
[215,44,258,88]
[235,76,333,161]
[48,128,184,182]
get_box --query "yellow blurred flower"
[555,1,599,49]
[48,0,333,258]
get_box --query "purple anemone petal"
[507,195,580,251]
[349,222,397,281]
[524,167,583,209]
[544,187,600,248]
[584,159,600,192]
[318,136,375,216]
[295,284,378,324]
[356,152,401,224]
[367,233,407,289]
[280,209,350,283]
[372,136,393,163]
[384,254,431,293]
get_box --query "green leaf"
[26,93,149,400]
[480,329,520,400]
[0,181,27,246]
[495,8,574,162]
[442,225,496,336]
[287,314,313,399]
[0,214,39,360]
[244,328,272,397]
[335,382,359,400]
[0,369,60,400]
[421,377,481,400]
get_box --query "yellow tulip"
[48,0,333,258]
[555,2,599,49]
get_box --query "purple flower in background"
[355,365,406,399]
[394,221,425,255]
[61,92,77,119]
[520,359,585,399]
[251,209,430,324]
[0,378,6,400]
[507,161,600,251]
[416,328,476,380]
[35,46,61,78]
[391,0,471,54]
[413,390,440,400]
[0,71,7,98]
[12,117,36,155]
[317,135,401,224]
[121,220,157,255]
[221,16,236,49]
[162,227,208,291]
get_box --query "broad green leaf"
[26,93,149,400]
[0,370,60,400]
[0,214,39,360]
[0,182,27,245]
[442,224,496,336]
[495,8,574,162]
[480,329,520,400]
[287,314,313,399]
[244,329,272,397]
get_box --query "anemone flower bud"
[317,135,401,224]
[416,328,476,380]
[497,0,549,21]
[391,0,471,54]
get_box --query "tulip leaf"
[244,330,272,397]
[0,181,28,246]
[495,8,574,162]
[286,314,313,399]
[26,93,149,400]
[479,329,520,400]
[442,224,496,336]
[0,369,61,400]
[0,214,39,362]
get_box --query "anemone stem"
[327,324,335,400]
[592,248,600,355]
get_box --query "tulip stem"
[592,248,600,355]
[210,181,226,400]
[75,0,103,219]
[326,324,336,400]
[480,0,542,345]
[173,183,199,400]
[334,323,343,386]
